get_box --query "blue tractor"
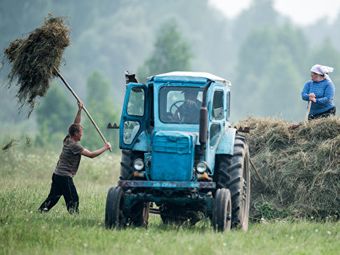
[105,71,250,232]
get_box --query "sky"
[209,0,340,26]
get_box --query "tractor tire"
[105,186,126,229]
[160,215,187,225]
[120,150,144,180]
[120,150,134,180]
[160,207,178,225]
[160,204,187,225]
[130,202,150,227]
[212,188,232,232]
[214,134,251,231]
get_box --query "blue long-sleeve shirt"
[301,79,335,115]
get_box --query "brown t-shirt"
[54,136,84,177]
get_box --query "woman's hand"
[104,142,112,151]
[77,100,84,110]
[308,93,316,102]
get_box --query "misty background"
[1,0,339,150]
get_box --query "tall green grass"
[0,149,339,255]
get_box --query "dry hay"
[237,117,340,220]
[3,15,70,114]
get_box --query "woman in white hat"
[301,64,336,120]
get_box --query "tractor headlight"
[196,161,207,173]
[133,158,144,171]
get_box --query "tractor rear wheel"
[130,202,150,227]
[212,188,232,232]
[215,134,250,231]
[160,204,188,225]
[120,150,134,179]
[105,186,126,229]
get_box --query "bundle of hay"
[4,15,70,114]
[237,117,340,220]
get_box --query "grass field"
[0,149,339,255]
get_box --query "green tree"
[82,71,119,151]
[232,0,279,47]
[137,20,192,82]
[35,83,74,147]
[233,24,308,121]
[0,85,24,124]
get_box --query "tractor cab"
[106,72,250,232]
[120,72,233,176]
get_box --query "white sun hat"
[310,64,334,75]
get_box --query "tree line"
[1,0,340,149]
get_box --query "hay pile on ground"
[4,15,70,114]
[237,117,340,220]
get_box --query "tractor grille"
[150,131,194,181]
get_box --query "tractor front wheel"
[212,188,232,232]
[105,186,126,229]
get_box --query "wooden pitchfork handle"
[305,100,312,122]
[54,68,112,151]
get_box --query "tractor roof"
[150,71,231,86]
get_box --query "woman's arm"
[316,82,335,105]
[301,82,310,101]
[74,101,83,124]
[81,142,111,158]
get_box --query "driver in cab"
[175,90,202,124]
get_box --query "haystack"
[237,117,340,220]
[4,15,70,114]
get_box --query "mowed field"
[0,149,339,255]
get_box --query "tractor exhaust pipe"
[125,71,138,84]
[199,107,208,146]
[199,81,212,150]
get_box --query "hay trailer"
[105,72,250,232]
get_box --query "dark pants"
[39,173,79,214]
[308,107,336,120]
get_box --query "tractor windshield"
[159,86,203,124]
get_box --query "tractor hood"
[150,131,197,181]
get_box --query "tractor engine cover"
[151,131,195,181]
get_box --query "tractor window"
[159,86,203,124]
[127,87,144,116]
[212,90,224,120]
[210,123,221,147]
[123,121,140,144]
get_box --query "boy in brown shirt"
[39,101,111,214]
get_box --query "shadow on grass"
[34,211,103,229]
[33,212,254,237]
[35,211,214,233]
[146,218,213,234]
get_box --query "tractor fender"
[132,131,151,151]
[216,127,236,155]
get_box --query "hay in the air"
[4,15,70,114]
[237,117,340,220]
